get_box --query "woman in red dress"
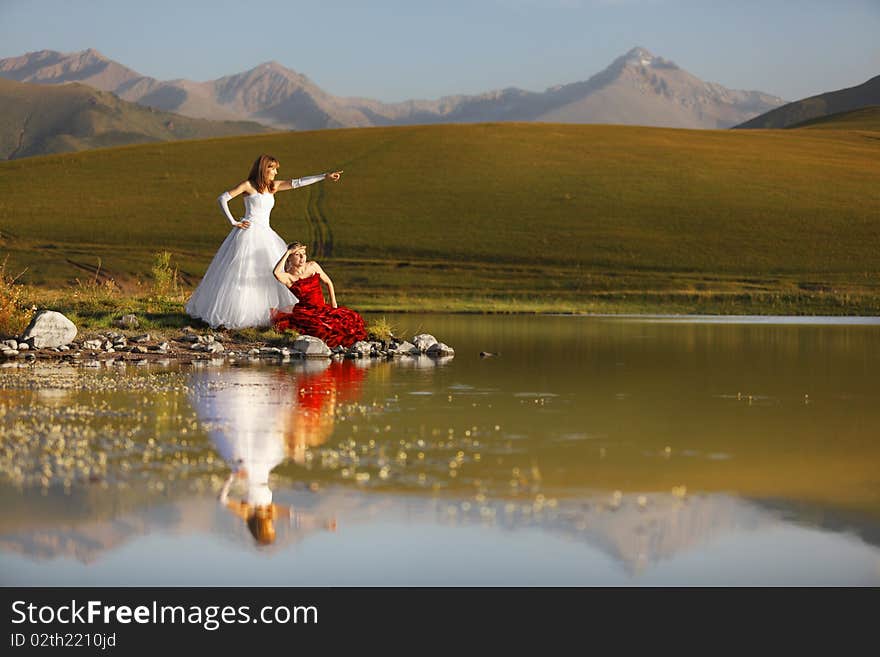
[270,242,368,348]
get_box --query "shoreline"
[4,311,879,370]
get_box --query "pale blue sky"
[1,0,877,103]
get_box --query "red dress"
[270,273,368,348]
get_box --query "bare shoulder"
[309,261,324,274]
[230,180,255,196]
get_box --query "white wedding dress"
[185,191,297,329]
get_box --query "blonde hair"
[248,154,280,194]
[286,241,307,253]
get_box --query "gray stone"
[291,336,331,357]
[350,341,372,357]
[411,333,438,352]
[207,343,225,354]
[19,310,78,349]
[427,342,455,357]
[180,334,199,343]
[1,348,18,358]
[390,340,420,356]
[133,346,149,354]
[115,314,139,329]
[190,343,207,352]
[131,334,151,343]
[198,334,215,345]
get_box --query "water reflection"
[286,360,366,464]
[0,316,878,584]
[190,362,363,545]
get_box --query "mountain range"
[0,77,272,159]
[1,47,785,132]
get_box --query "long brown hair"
[248,154,280,193]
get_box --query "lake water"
[1,314,878,585]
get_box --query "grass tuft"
[367,316,396,342]
[150,251,182,301]
[0,257,34,337]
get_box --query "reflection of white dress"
[185,192,297,329]
[190,369,291,506]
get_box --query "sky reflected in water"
[1,315,878,585]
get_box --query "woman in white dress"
[185,154,342,329]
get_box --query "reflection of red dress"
[270,273,368,348]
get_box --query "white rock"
[291,335,331,357]
[17,342,29,351]
[208,343,225,354]
[411,333,438,352]
[3,339,19,350]
[20,310,78,349]
[426,342,455,357]
[83,339,102,350]
[390,340,420,355]
[350,341,372,356]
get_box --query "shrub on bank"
[0,258,34,337]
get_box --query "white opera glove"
[290,173,326,189]
[217,192,238,226]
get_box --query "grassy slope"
[0,78,272,159]
[789,106,880,131]
[1,122,878,315]
[735,74,880,129]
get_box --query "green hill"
[789,106,880,131]
[735,74,880,130]
[0,78,273,159]
[1,122,878,314]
